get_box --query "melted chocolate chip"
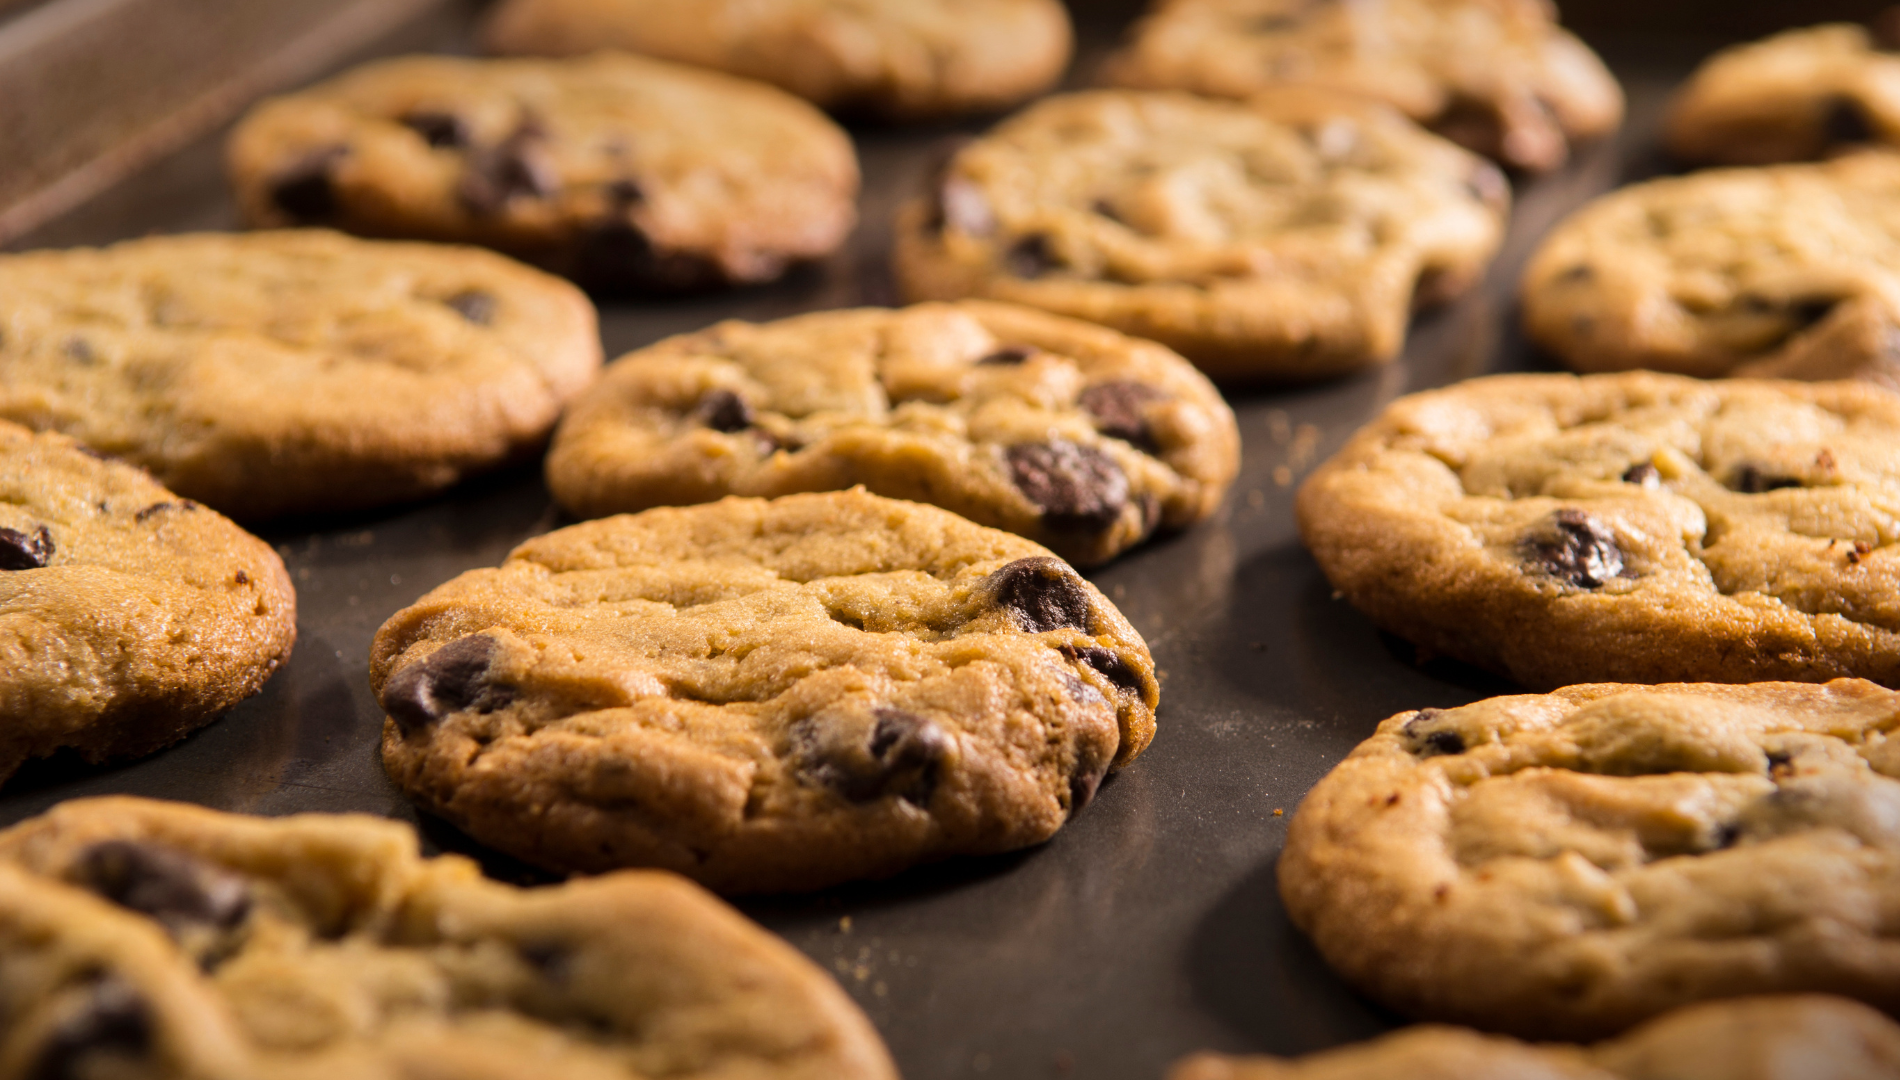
[1622,462,1660,487]
[27,976,151,1080]
[1523,509,1625,589]
[380,635,513,734]
[1733,466,1804,494]
[1061,645,1145,695]
[1004,234,1060,278]
[978,344,1036,366]
[270,147,347,222]
[72,841,251,931]
[692,389,754,433]
[0,525,53,570]
[459,123,558,214]
[1824,97,1877,145]
[1006,441,1129,533]
[402,111,471,149]
[573,220,723,294]
[1422,730,1466,756]
[1078,381,1166,453]
[1401,709,1465,756]
[1068,740,1113,816]
[812,709,950,806]
[988,557,1091,634]
[446,290,497,325]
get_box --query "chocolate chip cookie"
[0,422,295,785]
[1667,18,1900,165]
[227,53,858,291]
[1279,680,1900,1038]
[0,230,600,519]
[374,489,1158,893]
[480,0,1072,119]
[1522,152,1900,383]
[1298,372,1900,689]
[893,88,1510,381]
[1101,0,1624,173]
[545,300,1239,568]
[1170,996,1900,1079]
[0,796,898,1079]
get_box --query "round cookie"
[1169,996,1900,1079]
[1298,371,1900,690]
[0,230,600,520]
[0,796,898,1079]
[227,53,858,291]
[545,300,1240,568]
[480,0,1072,119]
[1522,152,1900,384]
[1666,19,1900,166]
[1101,0,1624,173]
[373,489,1159,893]
[0,422,295,785]
[1278,680,1900,1038]
[892,88,1510,381]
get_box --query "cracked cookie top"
[0,796,897,1080]
[545,300,1239,567]
[0,422,296,784]
[0,230,600,520]
[1666,19,1900,166]
[372,489,1158,893]
[1522,152,1900,384]
[1279,680,1900,1039]
[226,53,858,291]
[1297,372,1900,689]
[1168,995,1900,1079]
[893,88,1510,381]
[481,0,1073,119]
[1101,0,1624,173]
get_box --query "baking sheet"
[1,3,1883,1077]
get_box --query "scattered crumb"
[1273,809,1284,817]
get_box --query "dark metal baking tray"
[2,3,1886,1077]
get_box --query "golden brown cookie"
[1102,0,1623,173]
[0,422,295,785]
[227,54,858,291]
[1298,371,1900,689]
[0,796,898,1079]
[893,88,1509,381]
[1280,680,1900,1038]
[373,490,1158,893]
[545,300,1239,567]
[481,0,1072,119]
[0,230,600,519]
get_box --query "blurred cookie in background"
[481,0,1072,119]
[1102,0,1623,173]
[894,88,1509,382]
[228,54,858,292]
[546,300,1239,568]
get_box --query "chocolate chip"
[446,290,497,325]
[1402,709,1466,756]
[810,709,949,806]
[988,557,1091,634]
[1733,466,1803,494]
[458,123,558,214]
[1622,463,1660,487]
[1061,645,1145,696]
[133,502,180,523]
[1004,234,1060,278]
[573,220,723,293]
[1423,731,1465,756]
[71,841,251,932]
[26,976,151,1080]
[1713,822,1742,849]
[1069,755,1110,815]
[0,525,53,570]
[402,111,471,149]
[1006,441,1129,533]
[1523,509,1625,589]
[1824,97,1877,145]
[1078,381,1166,453]
[692,389,754,433]
[977,344,1036,366]
[381,635,513,734]
[270,146,347,222]
[605,178,645,206]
